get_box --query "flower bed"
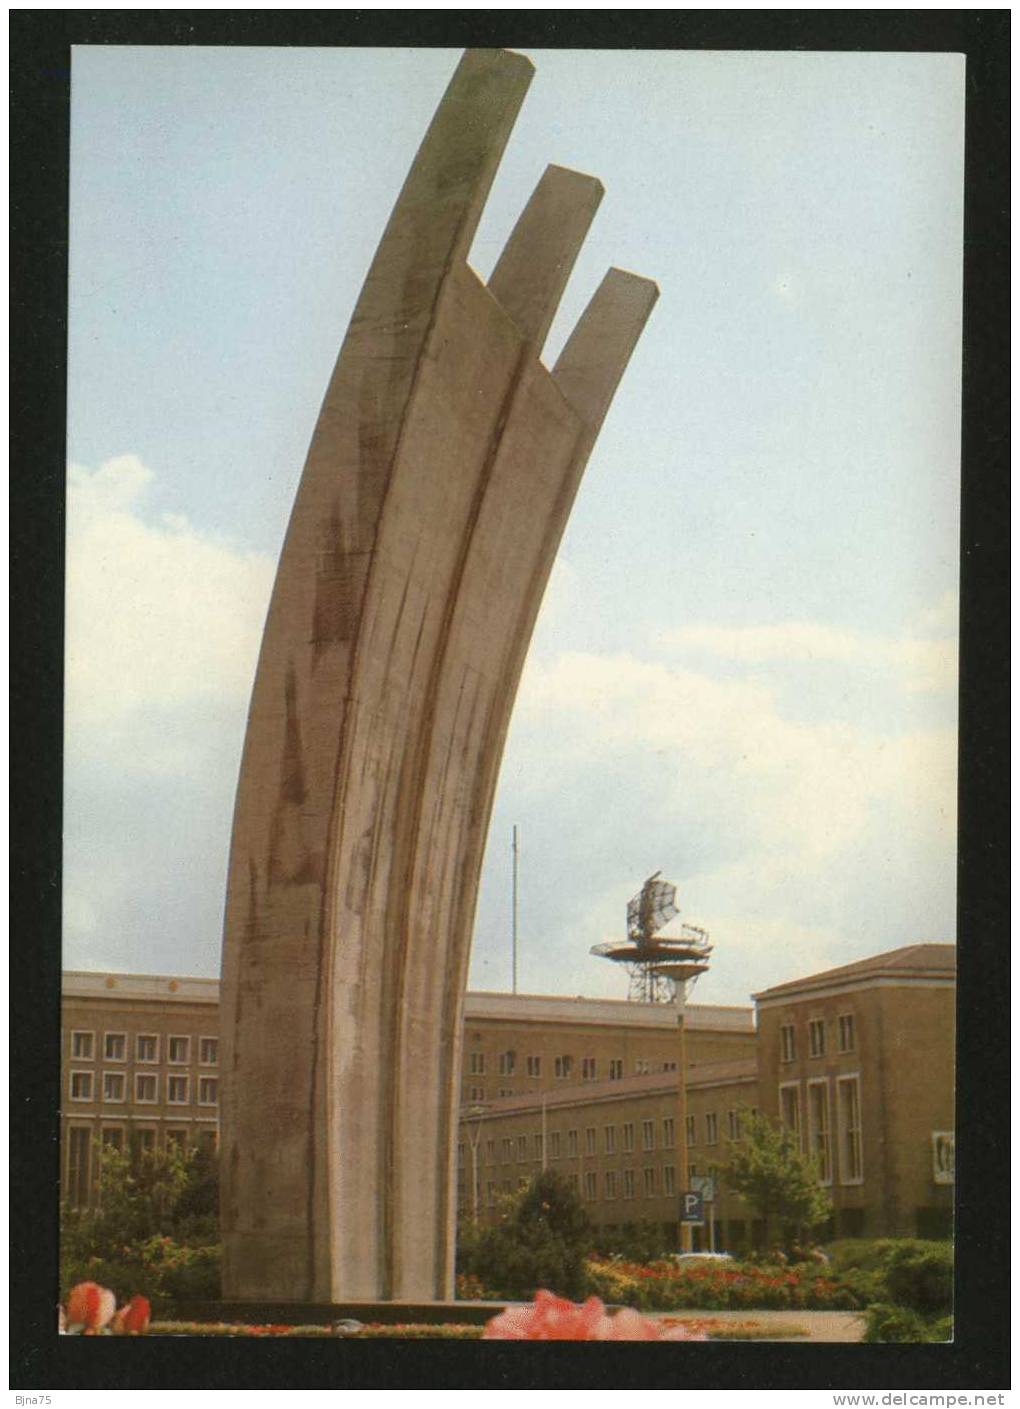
[585,1257,858,1312]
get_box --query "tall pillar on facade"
[220,47,658,1304]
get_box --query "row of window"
[779,1074,862,1185]
[460,1165,686,1205]
[467,1051,671,1082]
[779,1014,856,1064]
[68,1070,218,1106]
[460,1106,760,1168]
[464,1117,679,1166]
[69,1031,218,1066]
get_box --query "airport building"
[60,944,955,1245]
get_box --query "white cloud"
[492,641,957,998]
[660,618,957,695]
[65,456,275,745]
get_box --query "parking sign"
[680,1190,704,1224]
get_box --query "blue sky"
[64,46,963,1005]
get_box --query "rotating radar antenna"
[591,871,712,1003]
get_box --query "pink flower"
[483,1290,708,1342]
[65,1282,117,1334]
[111,1295,151,1335]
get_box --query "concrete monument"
[220,48,658,1304]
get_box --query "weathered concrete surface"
[220,48,658,1304]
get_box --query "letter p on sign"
[680,1190,704,1224]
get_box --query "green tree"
[457,1169,593,1300]
[723,1109,832,1252]
[60,1140,223,1305]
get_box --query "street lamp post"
[465,1104,487,1223]
[675,977,692,1254]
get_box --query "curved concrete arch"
[220,48,658,1303]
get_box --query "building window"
[135,1073,158,1104]
[609,1059,624,1081]
[70,1071,93,1102]
[498,1050,516,1076]
[604,1126,616,1155]
[168,1036,190,1065]
[836,1075,863,1183]
[136,1034,159,1063]
[554,1055,573,1080]
[642,1119,655,1151]
[688,1163,698,1182]
[623,1169,635,1200]
[643,1167,657,1197]
[500,1138,512,1163]
[582,1057,597,1081]
[705,1112,718,1145]
[728,1109,742,1141]
[663,1117,676,1149]
[497,1088,513,1098]
[585,1127,597,1156]
[526,1055,541,1077]
[569,1173,580,1196]
[567,1129,579,1158]
[70,1031,94,1061]
[662,1060,677,1072]
[469,1086,485,1102]
[604,1170,618,1200]
[622,1122,635,1153]
[684,1114,695,1146]
[100,1126,124,1150]
[131,1127,156,1158]
[469,1052,485,1075]
[807,1080,832,1184]
[199,1037,218,1065]
[808,1019,826,1059]
[663,1165,676,1196]
[634,1059,650,1075]
[168,1075,190,1105]
[584,1170,597,1202]
[198,1076,219,1106]
[104,1032,126,1062]
[102,1071,125,1104]
[780,1024,796,1063]
[550,1131,561,1160]
[67,1126,93,1207]
[197,1127,218,1153]
[533,1132,543,1162]
[165,1128,188,1152]
[838,1014,856,1054]
[780,1083,802,1148]
[516,1135,527,1162]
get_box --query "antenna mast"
[591,872,711,1002]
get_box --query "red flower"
[111,1295,151,1335]
[65,1282,116,1334]
[484,1290,707,1342]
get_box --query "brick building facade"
[60,944,955,1246]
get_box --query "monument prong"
[221,47,657,1307]
[488,164,605,349]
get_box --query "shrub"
[884,1242,953,1316]
[594,1222,675,1263]
[863,1304,951,1343]
[456,1170,593,1301]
